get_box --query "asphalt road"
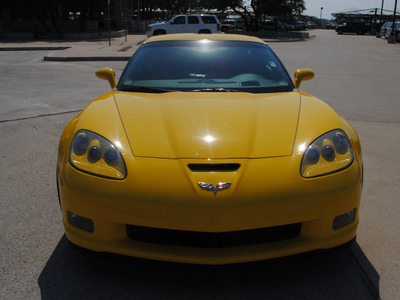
[0,30,398,299]
[269,32,400,299]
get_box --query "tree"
[155,0,199,18]
[2,0,107,34]
[251,0,305,30]
[197,0,306,31]
[1,0,306,34]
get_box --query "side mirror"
[96,68,117,89]
[293,69,314,89]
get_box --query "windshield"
[118,40,294,93]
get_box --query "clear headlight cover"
[69,130,127,179]
[301,130,353,178]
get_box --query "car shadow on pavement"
[38,235,380,299]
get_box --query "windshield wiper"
[119,85,175,93]
[190,88,241,92]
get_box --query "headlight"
[69,130,127,179]
[301,130,353,178]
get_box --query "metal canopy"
[333,8,397,16]
[332,8,400,25]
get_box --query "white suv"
[147,15,221,37]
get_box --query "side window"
[188,16,200,24]
[173,16,186,25]
[201,16,217,24]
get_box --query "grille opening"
[126,223,301,248]
[188,163,240,172]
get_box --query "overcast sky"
[303,0,399,19]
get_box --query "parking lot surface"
[0,30,399,299]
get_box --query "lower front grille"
[126,223,301,248]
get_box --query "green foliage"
[252,0,305,19]
[155,0,199,15]
[2,0,306,33]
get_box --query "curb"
[0,46,70,51]
[264,35,315,43]
[43,56,131,61]
[40,35,312,61]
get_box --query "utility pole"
[388,0,398,43]
[107,0,111,46]
[320,7,324,29]
[124,0,128,42]
[137,0,141,32]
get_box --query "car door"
[187,16,200,33]
[169,16,186,33]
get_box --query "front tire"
[198,29,211,34]
[56,168,62,209]
[153,30,166,36]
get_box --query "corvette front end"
[58,154,361,264]
[57,94,362,264]
[57,34,362,264]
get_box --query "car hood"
[149,22,166,27]
[113,91,300,159]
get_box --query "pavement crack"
[0,110,82,123]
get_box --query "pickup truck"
[147,15,221,37]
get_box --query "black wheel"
[338,29,343,34]
[153,30,166,36]
[56,168,62,209]
[198,29,211,34]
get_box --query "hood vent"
[188,163,240,172]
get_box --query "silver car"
[384,22,400,39]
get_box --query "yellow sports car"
[57,34,362,264]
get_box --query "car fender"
[294,93,362,162]
[57,92,132,179]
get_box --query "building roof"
[332,8,400,18]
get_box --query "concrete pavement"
[1,30,399,299]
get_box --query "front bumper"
[146,28,153,37]
[58,155,362,264]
